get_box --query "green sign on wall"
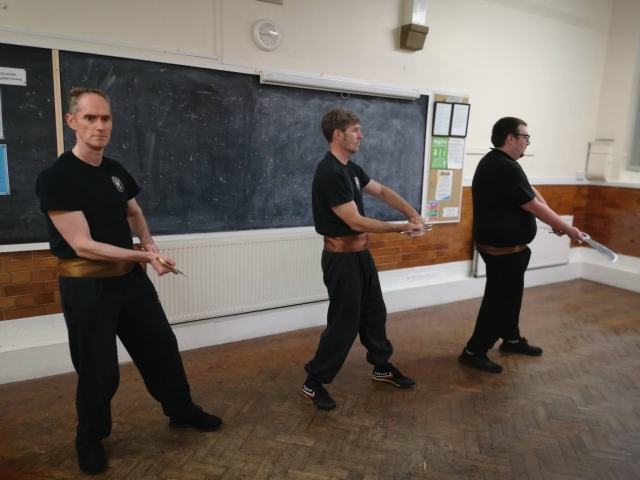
[431,137,448,169]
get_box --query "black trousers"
[466,247,532,355]
[59,264,193,441]
[304,250,393,384]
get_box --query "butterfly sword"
[138,246,189,277]
[549,231,617,262]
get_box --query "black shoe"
[372,363,416,387]
[458,349,503,373]
[301,378,336,411]
[169,405,222,432]
[499,337,543,356]
[75,437,106,475]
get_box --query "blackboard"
[60,52,429,235]
[0,45,429,244]
[0,44,57,244]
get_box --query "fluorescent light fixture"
[259,70,420,100]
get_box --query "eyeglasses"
[513,133,531,141]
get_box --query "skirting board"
[0,247,637,385]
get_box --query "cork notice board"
[425,94,469,223]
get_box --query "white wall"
[0,0,625,182]
[594,0,640,181]
[0,0,217,59]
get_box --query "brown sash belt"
[58,258,136,278]
[324,233,370,252]
[475,242,527,256]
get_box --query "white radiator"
[148,229,327,324]
[472,215,573,277]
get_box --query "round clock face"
[253,19,281,51]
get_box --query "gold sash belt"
[57,258,136,278]
[475,242,527,256]
[323,233,369,252]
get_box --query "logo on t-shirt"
[354,177,360,190]
[111,176,124,193]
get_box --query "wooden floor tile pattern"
[1,279,639,479]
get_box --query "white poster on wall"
[435,170,452,200]
[443,207,459,218]
[450,103,470,136]
[447,138,464,169]
[0,67,27,86]
[433,102,452,136]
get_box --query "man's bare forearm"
[348,215,407,234]
[74,239,152,263]
[378,186,418,218]
[127,210,154,245]
[525,202,572,232]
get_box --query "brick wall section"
[0,185,637,321]
[371,187,474,272]
[582,186,640,258]
[0,251,60,321]
[535,185,589,230]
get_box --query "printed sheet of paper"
[443,207,459,218]
[447,138,464,169]
[435,170,452,201]
[0,67,27,86]
[0,145,9,195]
[450,103,470,136]
[433,103,452,136]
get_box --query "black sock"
[305,375,321,386]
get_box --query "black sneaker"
[499,337,543,356]
[75,437,106,475]
[169,405,222,432]
[458,349,503,373]
[372,363,416,387]
[301,378,336,410]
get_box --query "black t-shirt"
[36,151,141,258]
[312,152,371,237]
[472,149,536,247]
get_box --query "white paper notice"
[450,103,470,137]
[435,170,452,200]
[433,103,452,136]
[0,67,27,86]
[447,138,464,169]
[443,207,459,218]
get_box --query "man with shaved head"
[36,88,221,475]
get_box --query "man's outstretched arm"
[362,180,425,225]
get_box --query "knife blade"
[401,223,433,237]
[548,231,617,262]
[582,233,618,262]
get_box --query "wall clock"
[253,19,281,51]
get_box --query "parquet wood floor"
[1,279,639,479]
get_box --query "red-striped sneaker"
[372,363,415,387]
[301,378,336,410]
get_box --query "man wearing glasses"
[459,117,583,373]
